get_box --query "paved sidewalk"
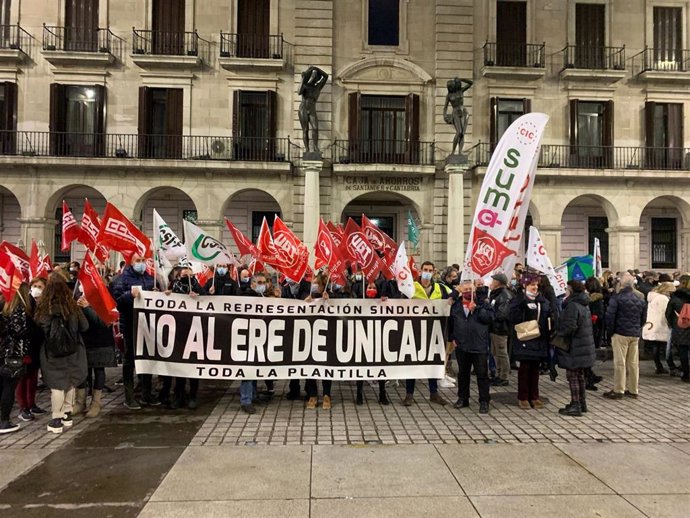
[138,442,690,517]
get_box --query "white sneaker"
[444,375,456,385]
[439,378,456,389]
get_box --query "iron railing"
[42,25,120,53]
[483,42,545,68]
[0,131,290,162]
[132,29,199,56]
[469,142,690,171]
[562,45,625,70]
[639,46,690,72]
[219,33,288,60]
[0,25,31,51]
[333,139,435,166]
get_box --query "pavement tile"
[0,450,52,491]
[311,444,462,498]
[470,495,646,517]
[311,496,478,517]
[556,443,690,494]
[437,444,613,496]
[139,499,309,517]
[623,494,690,518]
[150,445,310,501]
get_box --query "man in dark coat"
[110,253,156,409]
[449,281,494,414]
[665,274,690,382]
[556,281,596,416]
[604,273,647,399]
[281,278,311,400]
[489,272,513,386]
[204,264,238,296]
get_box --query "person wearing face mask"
[403,261,451,407]
[349,264,366,299]
[204,264,237,296]
[15,277,48,422]
[110,253,157,410]
[304,273,333,410]
[281,277,311,400]
[237,267,252,296]
[449,281,494,414]
[508,272,552,410]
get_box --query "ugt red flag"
[78,254,119,325]
[315,219,346,283]
[224,218,258,258]
[0,251,19,302]
[79,199,109,262]
[343,218,387,283]
[97,202,152,259]
[62,201,81,252]
[29,240,51,279]
[272,216,309,282]
[0,241,30,282]
[256,217,281,268]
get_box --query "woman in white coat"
[643,280,675,374]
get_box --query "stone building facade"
[0,0,688,273]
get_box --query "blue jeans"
[239,380,255,405]
[405,378,438,395]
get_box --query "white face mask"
[30,287,43,299]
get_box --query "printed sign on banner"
[526,226,566,297]
[134,292,449,380]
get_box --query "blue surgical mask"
[241,277,249,284]
[421,272,433,281]
[255,284,266,295]
[216,267,228,276]
[133,262,146,274]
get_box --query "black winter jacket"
[448,300,494,354]
[281,280,310,300]
[665,287,690,346]
[555,292,596,370]
[110,265,155,344]
[509,292,551,361]
[204,274,238,296]
[605,287,647,338]
[489,287,513,336]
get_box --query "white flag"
[392,242,415,299]
[183,220,238,266]
[462,113,549,280]
[593,238,603,278]
[526,226,566,297]
[153,210,187,262]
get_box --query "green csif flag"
[407,210,420,248]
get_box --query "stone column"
[18,217,56,258]
[607,226,641,272]
[539,225,563,265]
[680,230,690,272]
[302,159,323,253]
[445,159,469,265]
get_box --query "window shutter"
[94,84,105,156]
[405,93,420,164]
[489,96,497,150]
[2,81,17,131]
[232,90,241,138]
[569,99,578,147]
[523,98,531,113]
[348,92,361,161]
[604,100,614,147]
[644,101,656,148]
[138,86,150,158]
[266,90,277,159]
[50,83,66,155]
[166,88,183,158]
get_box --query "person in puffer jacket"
[555,281,596,417]
[643,280,675,375]
[665,274,690,383]
[604,273,647,399]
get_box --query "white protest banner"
[593,237,603,278]
[462,113,549,280]
[134,293,448,380]
[526,226,566,296]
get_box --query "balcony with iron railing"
[332,139,435,169]
[468,142,690,172]
[131,29,202,68]
[0,131,291,168]
[42,25,123,66]
[0,25,31,63]
[636,47,690,82]
[482,42,546,79]
[560,45,626,81]
[219,33,292,70]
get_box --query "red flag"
[224,218,258,257]
[29,240,51,279]
[361,214,396,252]
[256,217,281,267]
[408,255,420,280]
[315,219,346,282]
[97,202,152,259]
[79,199,109,262]
[272,216,309,282]
[0,241,30,282]
[248,257,265,275]
[78,254,119,325]
[0,251,19,302]
[61,201,81,252]
[343,218,387,283]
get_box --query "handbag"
[551,334,571,352]
[0,356,26,379]
[515,304,541,341]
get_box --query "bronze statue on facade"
[298,66,329,156]
[443,77,473,156]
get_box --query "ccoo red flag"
[29,240,51,279]
[79,199,109,262]
[97,202,152,259]
[78,254,119,325]
[224,218,258,258]
[272,216,309,282]
[61,201,81,252]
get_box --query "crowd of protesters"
[1,253,688,434]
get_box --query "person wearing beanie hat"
[508,274,552,409]
[489,272,513,387]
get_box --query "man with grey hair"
[604,272,647,399]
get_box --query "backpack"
[676,303,690,329]
[45,315,77,358]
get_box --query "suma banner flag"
[133,292,449,380]
[593,238,603,278]
[526,226,566,297]
[78,254,119,325]
[61,201,81,252]
[462,113,549,279]
[98,202,152,259]
[392,242,415,299]
[183,219,238,267]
